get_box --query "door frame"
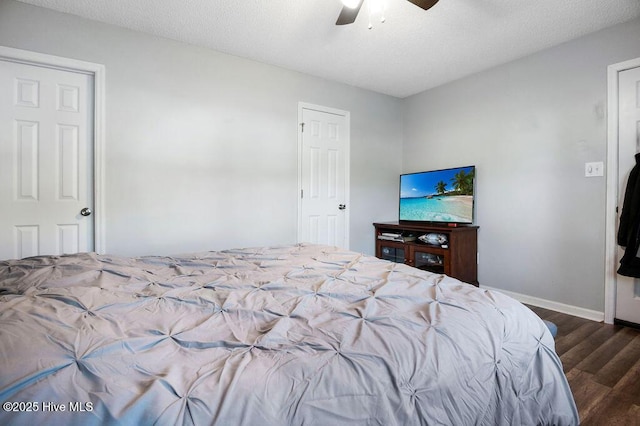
[604,57,640,324]
[0,46,106,254]
[297,102,351,248]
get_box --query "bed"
[0,243,578,425]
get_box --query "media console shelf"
[373,222,478,286]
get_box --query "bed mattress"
[0,243,578,425]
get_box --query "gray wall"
[3,0,640,313]
[0,0,403,256]
[403,18,640,312]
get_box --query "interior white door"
[616,65,640,325]
[0,59,94,260]
[299,105,349,248]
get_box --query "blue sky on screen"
[400,166,474,198]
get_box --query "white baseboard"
[480,285,605,323]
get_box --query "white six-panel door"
[616,65,640,325]
[0,59,94,260]
[298,104,350,248]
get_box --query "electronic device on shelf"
[415,252,443,265]
[377,232,416,243]
[418,233,448,246]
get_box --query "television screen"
[399,166,475,224]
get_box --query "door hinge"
[301,189,304,198]
[300,122,305,133]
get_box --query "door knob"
[338,204,346,210]
[80,207,92,217]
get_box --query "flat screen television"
[399,165,475,224]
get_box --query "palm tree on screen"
[451,170,474,195]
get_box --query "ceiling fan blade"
[406,0,440,11]
[336,0,365,25]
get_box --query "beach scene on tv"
[399,166,475,223]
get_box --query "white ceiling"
[16,0,640,98]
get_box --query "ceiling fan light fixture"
[368,0,386,29]
[342,0,361,9]
[337,0,438,26]
[369,0,384,14]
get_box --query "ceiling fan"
[336,0,439,25]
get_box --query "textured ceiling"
[15,0,640,98]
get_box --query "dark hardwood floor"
[527,305,640,425]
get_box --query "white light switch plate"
[585,161,604,177]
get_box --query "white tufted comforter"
[0,243,578,425]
